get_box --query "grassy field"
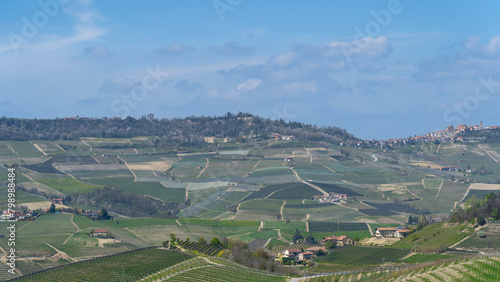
[392,222,474,251]
[36,178,102,194]
[316,245,410,266]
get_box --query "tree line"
[0,112,358,147]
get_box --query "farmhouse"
[283,248,302,258]
[374,227,411,238]
[92,230,110,237]
[298,252,315,261]
[440,166,464,172]
[51,198,64,204]
[322,235,354,247]
[306,246,327,253]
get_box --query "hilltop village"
[352,122,499,148]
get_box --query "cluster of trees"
[0,113,358,147]
[450,192,500,225]
[164,234,300,276]
[460,128,500,143]
[292,229,317,244]
[70,187,190,217]
[228,239,301,276]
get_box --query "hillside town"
[352,122,500,147]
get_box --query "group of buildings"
[352,122,499,148]
[267,133,296,141]
[374,227,411,239]
[312,193,349,204]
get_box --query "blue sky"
[1,0,500,140]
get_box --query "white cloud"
[152,44,196,55]
[236,79,262,92]
[84,44,113,57]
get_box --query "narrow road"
[32,143,48,156]
[197,158,209,178]
[305,148,313,163]
[291,168,328,196]
[479,145,499,163]
[371,154,378,162]
[365,221,373,236]
[280,201,286,220]
[117,155,137,181]
[435,180,444,199]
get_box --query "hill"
[0,113,358,147]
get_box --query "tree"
[276,213,282,221]
[292,229,304,243]
[210,237,221,246]
[325,241,335,249]
[169,233,177,242]
[99,208,110,220]
[305,234,317,244]
[48,203,56,213]
[198,236,207,244]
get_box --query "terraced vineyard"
[303,256,500,282]
[163,257,288,281]
[271,243,318,253]
[315,246,410,266]
[13,248,192,282]
[177,241,224,256]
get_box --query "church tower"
[480,120,483,129]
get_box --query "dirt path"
[291,168,328,196]
[404,185,422,200]
[280,201,286,220]
[479,145,499,163]
[21,172,63,195]
[305,221,309,232]
[117,155,137,181]
[365,221,373,236]
[32,143,48,156]
[435,143,441,154]
[7,144,19,156]
[124,227,151,243]
[459,184,472,203]
[70,214,81,232]
[322,164,337,174]
[231,203,241,220]
[54,164,76,179]
[46,243,75,262]
[176,219,182,226]
[251,160,261,171]
[53,142,66,152]
[305,148,313,163]
[435,180,444,199]
[79,137,93,153]
[197,158,209,178]
[134,148,139,154]
[258,221,264,232]
[371,154,378,162]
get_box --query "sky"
[1,0,500,140]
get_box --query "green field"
[36,178,102,194]
[316,245,410,266]
[392,222,473,252]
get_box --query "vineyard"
[271,243,319,254]
[304,256,500,281]
[12,248,192,282]
[177,241,224,256]
[315,246,410,266]
[308,222,368,233]
[163,257,288,281]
